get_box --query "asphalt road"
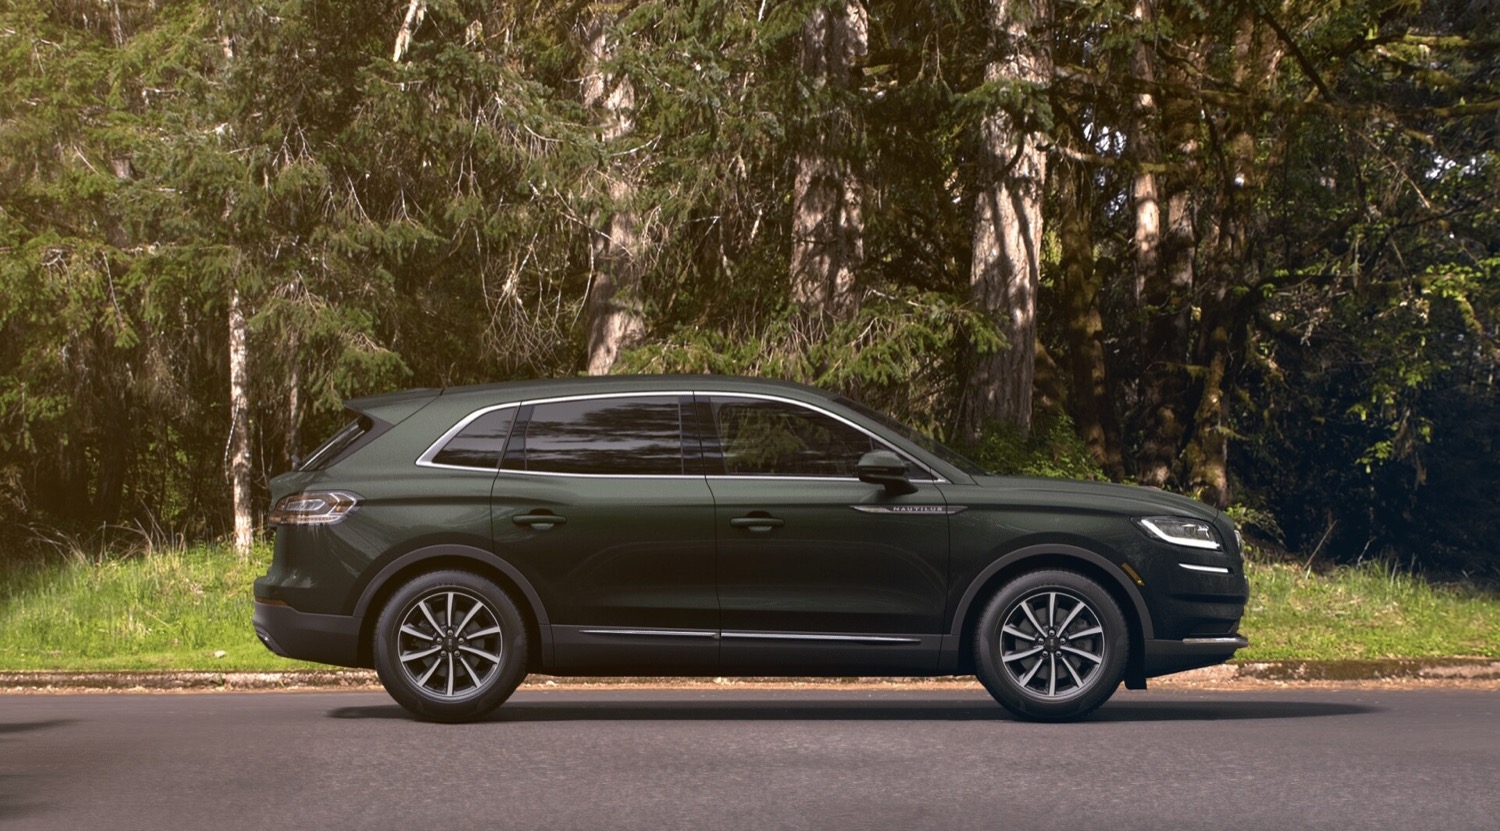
[1,687,1496,831]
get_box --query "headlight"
[1135,516,1222,550]
[269,491,361,525]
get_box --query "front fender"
[947,542,1154,641]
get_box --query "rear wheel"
[374,570,528,722]
[974,569,1128,721]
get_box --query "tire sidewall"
[374,570,528,723]
[975,569,1128,721]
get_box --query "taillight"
[269,491,361,525]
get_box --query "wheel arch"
[352,544,550,671]
[950,543,1152,686]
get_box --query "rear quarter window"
[427,408,518,470]
[298,417,376,471]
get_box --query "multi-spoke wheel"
[374,571,528,722]
[974,570,1128,721]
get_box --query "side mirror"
[856,450,918,496]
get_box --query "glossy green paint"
[255,375,1249,684]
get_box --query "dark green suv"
[254,375,1248,722]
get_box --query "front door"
[701,395,949,673]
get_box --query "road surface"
[1,687,1495,830]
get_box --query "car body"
[253,375,1249,721]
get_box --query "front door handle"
[730,515,785,533]
[514,513,567,531]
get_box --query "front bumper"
[252,597,365,668]
[1142,634,1250,678]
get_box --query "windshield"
[834,397,988,477]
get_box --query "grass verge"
[1238,557,1500,660]
[1,542,1496,671]
[0,542,322,672]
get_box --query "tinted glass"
[522,397,684,475]
[710,398,879,477]
[298,417,369,471]
[431,408,516,470]
[834,396,985,476]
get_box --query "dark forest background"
[1,0,1496,576]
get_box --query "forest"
[1,0,1496,576]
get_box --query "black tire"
[373,570,529,723]
[974,569,1128,721]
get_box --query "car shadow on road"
[0,720,76,824]
[328,698,1374,723]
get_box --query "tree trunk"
[285,345,301,467]
[961,0,1050,439]
[582,12,645,376]
[1128,0,1160,310]
[228,287,253,557]
[1056,155,1122,475]
[1181,8,1282,508]
[790,0,866,324]
[1135,19,1200,488]
[1184,322,1230,506]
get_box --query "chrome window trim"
[415,402,523,471]
[704,392,947,484]
[497,470,706,481]
[413,389,948,484]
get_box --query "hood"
[968,475,1220,521]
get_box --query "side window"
[517,396,685,476]
[709,398,880,478]
[430,407,516,470]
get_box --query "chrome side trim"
[720,631,922,645]
[1181,636,1250,647]
[577,628,718,639]
[1178,562,1233,574]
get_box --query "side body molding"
[352,544,553,664]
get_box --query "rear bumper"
[1142,635,1250,678]
[252,598,365,668]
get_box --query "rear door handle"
[729,516,784,533]
[514,513,567,530]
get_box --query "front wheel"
[374,570,529,722]
[974,570,1128,721]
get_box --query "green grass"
[0,541,322,672]
[1237,557,1500,661]
[1,542,1497,671]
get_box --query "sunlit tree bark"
[961,0,1050,439]
[790,0,867,323]
[582,9,645,376]
[228,287,253,557]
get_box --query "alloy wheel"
[998,589,1107,699]
[395,589,504,700]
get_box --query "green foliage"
[618,286,1001,434]
[0,0,1496,584]
[958,413,1106,480]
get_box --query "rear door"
[486,393,718,672]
